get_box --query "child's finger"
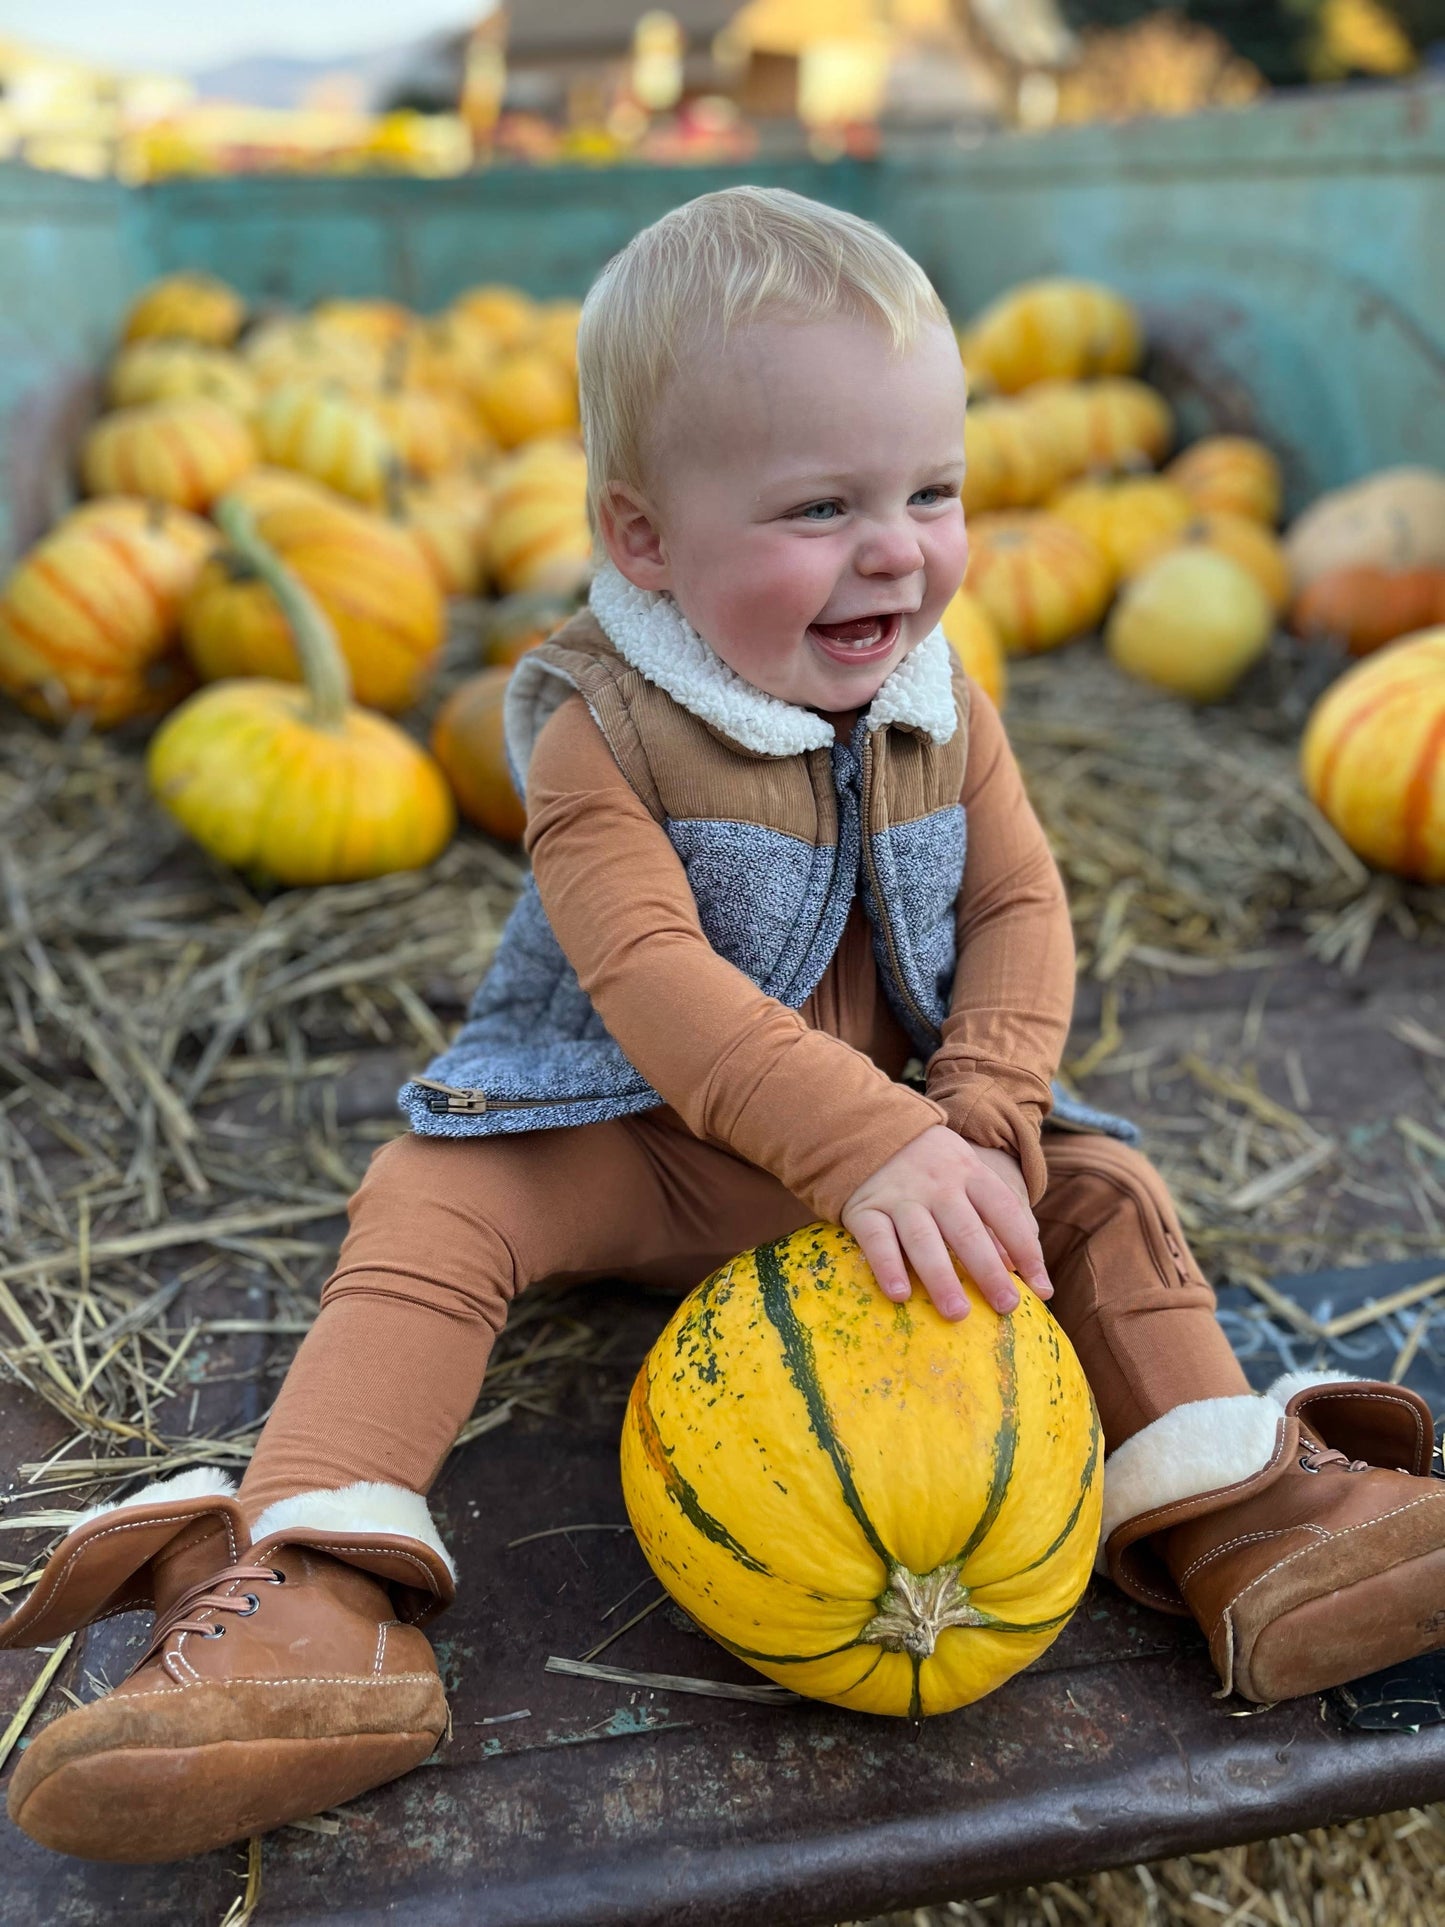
[969,1170,1053,1300]
[934,1201,1019,1314]
[893,1207,970,1321]
[842,1206,912,1305]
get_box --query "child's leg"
[1034,1131,1250,1449]
[239,1114,818,1522]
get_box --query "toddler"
[6,188,1445,1864]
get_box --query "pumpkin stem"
[215,495,351,731]
[858,1564,988,1660]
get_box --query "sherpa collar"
[587,560,958,758]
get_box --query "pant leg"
[238,1113,816,1522]
[1036,1131,1250,1451]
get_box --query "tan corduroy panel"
[529,611,963,844]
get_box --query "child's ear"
[597,482,670,592]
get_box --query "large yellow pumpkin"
[430,667,526,841]
[940,587,1007,707]
[1300,629,1445,883]
[1166,436,1282,525]
[256,383,396,506]
[963,402,1068,515]
[958,279,1141,393]
[0,501,213,727]
[620,1224,1102,1717]
[1049,477,1195,582]
[150,500,453,885]
[1106,548,1274,702]
[473,348,579,449]
[964,513,1112,655]
[108,341,260,420]
[81,398,257,512]
[121,272,245,347]
[182,494,445,714]
[452,283,537,349]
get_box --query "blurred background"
[2,0,1444,178]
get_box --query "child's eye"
[794,500,842,522]
[910,484,957,507]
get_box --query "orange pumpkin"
[1300,629,1445,882]
[430,667,527,842]
[452,284,537,350]
[256,383,395,505]
[81,398,257,512]
[1025,379,1174,478]
[370,388,489,477]
[940,588,1007,707]
[481,590,577,668]
[963,402,1068,514]
[964,513,1112,655]
[486,440,591,595]
[1290,565,1445,658]
[182,494,445,714]
[1048,477,1195,582]
[122,272,245,347]
[311,298,415,349]
[1125,510,1292,614]
[473,348,579,449]
[0,501,214,727]
[391,472,493,597]
[1167,436,1282,525]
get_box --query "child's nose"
[856,522,926,580]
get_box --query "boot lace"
[138,1562,286,1667]
[1299,1441,1369,1474]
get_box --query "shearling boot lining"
[72,1466,238,1528]
[1097,1369,1360,1564]
[248,1481,457,1583]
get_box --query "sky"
[0,1,488,73]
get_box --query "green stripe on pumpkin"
[1009,1404,1101,1582]
[947,1308,1018,1568]
[632,1360,775,1578]
[756,1239,894,1569]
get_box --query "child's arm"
[524,694,947,1224]
[924,682,1077,1207]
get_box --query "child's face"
[600,313,969,714]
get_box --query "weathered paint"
[0,80,1441,573]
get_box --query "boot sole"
[8,1728,441,1862]
[1238,1540,1445,1702]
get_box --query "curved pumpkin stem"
[214,494,350,731]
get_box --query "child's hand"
[840,1126,1052,1322]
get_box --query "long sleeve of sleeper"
[924,684,1077,1206]
[523,695,948,1223]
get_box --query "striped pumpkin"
[243,318,387,396]
[81,399,257,512]
[1166,436,1282,526]
[1025,379,1174,479]
[391,471,492,597]
[940,587,1007,708]
[257,383,396,506]
[621,1224,1101,1717]
[964,513,1112,655]
[182,495,444,714]
[108,341,260,421]
[0,501,214,727]
[121,272,245,347]
[485,439,591,595]
[1300,629,1445,883]
[1049,477,1196,583]
[959,279,1141,394]
[1127,509,1292,614]
[472,347,579,449]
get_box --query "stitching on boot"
[1179,1524,1329,1586]
[1123,1422,1290,1541]
[127,1672,442,1695]
[256,1539,444,1588]
[1297,1388,1428,1465]
[1228,1489,1445,1612]
[374,1622,389,1674]
[8,1508,240,1631]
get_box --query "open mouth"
[807,610,902,663]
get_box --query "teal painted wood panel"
[0,81,1439,568]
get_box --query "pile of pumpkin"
[0,269,595,882]
[945,277,1445,885]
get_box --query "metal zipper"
[410,1078,614,1117]
[858,735,938,1047]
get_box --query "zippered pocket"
[410,1078,617,1117]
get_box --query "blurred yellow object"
[108,340,259,419]
[940,588,1007,707]
[1029,379,1174,478]
[243,316,388,394]
[1127,510,1292,614]
[1106,548,1273,701]
[82,398,257,511]
[122,272,245,347]
[453,285,538,351]
[965,512,1113,655]
[486,439,591,595]
[473,348,580,449]
[1166,436,1283,526]
[1049,477,1195,582]
[1311,0,1416,80]
[258,383,395,505]
[959,281,1141,394]
[390,471,493,597]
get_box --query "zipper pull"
[411,1078,489,1116]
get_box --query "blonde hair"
[577,185,950,529]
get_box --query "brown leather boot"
[5,1480,455,1863]
[1101,1373,1445,1702]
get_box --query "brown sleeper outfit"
[238,683,1249,1520]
